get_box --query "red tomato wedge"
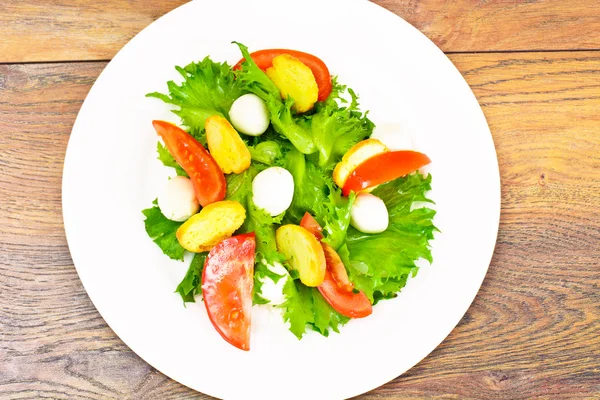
[318,269,372,318]
[152,120,226,207]
[343,151,431,196]
[300,212,353,292]
[234,49,332,102]
[300,212,371,318]
[321,243,354,293]
[300,212,324,240]
[201,233,256,351]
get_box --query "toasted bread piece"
[276,224,326,287]
[266,54,318,113]
[176,200,246,252]
[332,139,388,189]
[205,115,251,174]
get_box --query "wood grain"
[376,0,600,53]
[1,0,600,63]
[1,51,599,398]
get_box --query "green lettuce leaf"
[345,173,437,302]
[142,202,185,261]
[175,252,207,303]
[147,57,242,131]
[308,80,374,169]
[233,42,316,154]
[225,166,257,204]
[248,140,282,165]
[282,147,354,249]
[243,198,286,304]
[281,278,349,339]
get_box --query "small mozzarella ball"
[258,261,289,305]
[371,122,413,151]
[350,193,389,234]
[229,94,270,136]
[158,176,199,222]
[252,167,294,216]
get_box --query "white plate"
[62,0,500,398]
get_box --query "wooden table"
[1,1,599,398]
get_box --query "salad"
[142,42,436,351]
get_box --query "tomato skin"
[300,212,353,292]
[342,151,431,196]
[299,212,324,240]
[300,212,354,292]
[235,49,332,102]
[152,120,226,207]
[321,243,354,293]
[318,269,372,318]
[202,233,256,351]
[299,213,374,318]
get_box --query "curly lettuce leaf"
[309,81,374,169]
[147,57,242,131]
[142,201,185,261]
[248,140,282,165]
[244,198,286,304]
[233,42,316,154]
[175,252,207,303]
[281,278,349,339]
[345,173,437,302]
[282,148,354,249]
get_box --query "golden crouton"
[266,54,318,113]
[176,200,246,252]
[205,115,251,174]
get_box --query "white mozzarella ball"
[229,94,270,136]
[350,193,389,234]
[371,122,413,151]
[252,167,294,216]
[157,176,199,222]
[257,261,289,305]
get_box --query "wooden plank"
[0,52,599,398]
[377,0,600,53]
[1,0,600,63]
[0,0,189,63]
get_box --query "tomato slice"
[299,212,324,240]
[201,233,256,351]
[152,120,226,207]
[321,243,354,293]
[342,151,431,196]
[235,49,332,102]
[300,212,356,295]
[300,213,371,316]
[318,269,372,318]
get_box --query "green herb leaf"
[281,278,349,339]
[142,204,185,261]
[147,57,242,131]
[282,148,354,250]
[309,80,375,169]
[248,140,282,165]
[175,252,208,303]
[281,279,315,339]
